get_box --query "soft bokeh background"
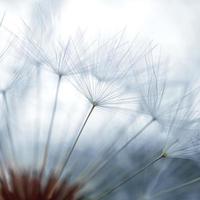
[0,0,199,80]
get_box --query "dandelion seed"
[130,49,169,125]
[47,34,152,194]
[162,85,200,161]
[22,31,92,179]
[68,32,148,110]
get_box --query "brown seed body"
[0,170,82,200]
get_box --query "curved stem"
[96,153,164,200]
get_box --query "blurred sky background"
[0,0,199,81]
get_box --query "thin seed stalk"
[40,75,62,177]
[83,118,155,182]
[2,91,17,167]
[62,104,95,168]
[0,160,8,185]
[96,153,164,200]
[33,68,41,172]
[48,104,95,199]
[2,91,25,196]
[151,176,200,199]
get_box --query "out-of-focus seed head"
[0,169,83,200]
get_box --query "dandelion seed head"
[21,28,88,79]
[67,34,144,110]
[160,85,200,162]
[164,127,200,161]
[129,50,170,125]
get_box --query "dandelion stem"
[150,176,200,199]
[96,153,164,200]
[40,75,62,177]
[2,91,17,167]
[33,68,41,172]
[61,104,95,171]
[48,104,95,199]
[84,118,155,182]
